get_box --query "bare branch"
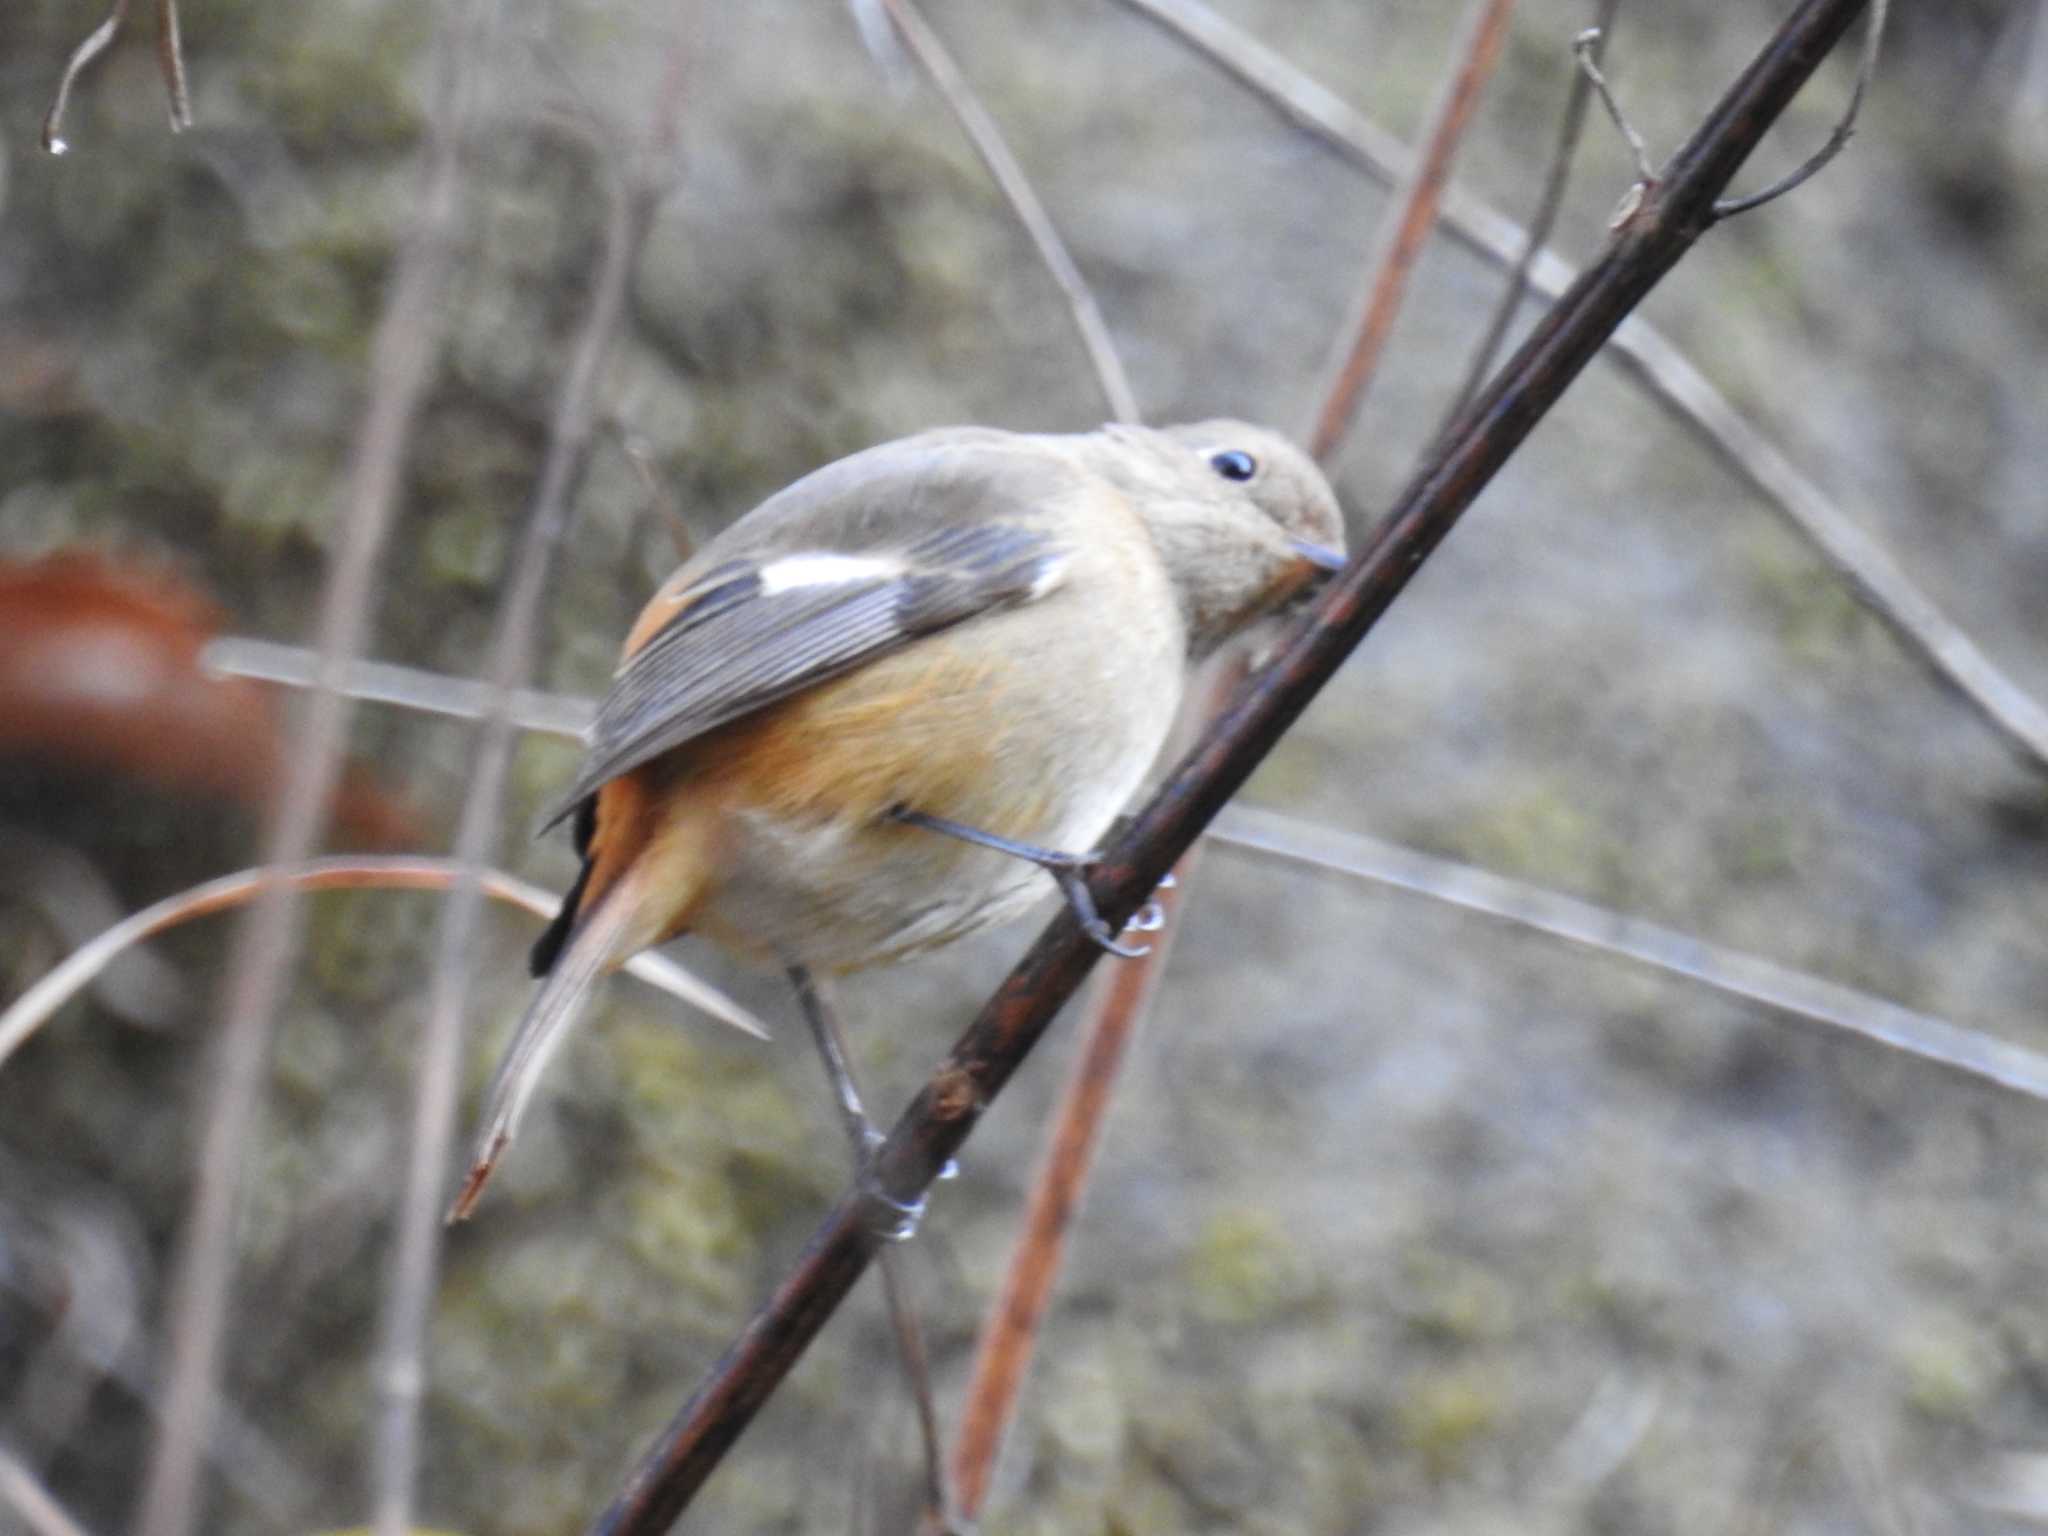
[1443,0,1621,427]
[368,19,686,1532]
[0,857,765,1073]
[879,0,1140,424]
[40,0,130,154]
[1712,0,1888,217]
[587,5,1876,1523]
[1307,0,1519,462]
[132,4,488,1528]
[1114,0,2048,772]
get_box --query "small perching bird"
[451,420,1346,1219]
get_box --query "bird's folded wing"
[540,521,1067,827]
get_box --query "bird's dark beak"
[1288,537,1348,576]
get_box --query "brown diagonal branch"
[586,3,1874,1528]
[1306,0,1519,462]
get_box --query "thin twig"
[1575,26,1655,186]
[1112,0,2048,771]
[368,24,685,1534]
[586,6,1874,1524]
[1306,0,1520,462]
[0,857,765,1075]
[40,0,130,154]
[948,868,1190,1518]
[947,656,1230,1519]
[1444,0,1620,427]
[203,652,2046,1108]
[131,5,487,1530]
[1716,0,1888,216]
[878,0,1140,424]
[154,0,193,132]
[786,969,954,1533]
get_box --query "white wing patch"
[756,553,905,596]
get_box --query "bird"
[449,419,1346,1220]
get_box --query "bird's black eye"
[1209,449,1258,482]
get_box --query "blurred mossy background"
[4,1,2048,1532]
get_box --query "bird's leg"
[784,964,958,1532]
[785,963,924,1240]
[886,805,1151,958]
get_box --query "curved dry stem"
[0,857,767,1074]
[1113,0,2048,772]
[1714,0,1888,217]
[879,0,1140,424]
[1308,0,1520,461]
[40,0,130,154]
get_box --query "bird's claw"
[1057,869,1151,959]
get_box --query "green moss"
[1896,1315,1997,1422]
[1397,1249,1512,1345]
[1454,781,1623,895]
[1397,1369,1502,1480]
[1185,1206,1324,1324]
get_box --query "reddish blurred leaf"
[0,553,415,847]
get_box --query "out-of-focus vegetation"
[3,2,2047,1532]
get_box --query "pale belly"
[692,661,1182,971]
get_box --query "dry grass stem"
[199,650,2037,1104]
[133,6,487,1529]
[879,0,1140,424]
[1574,24,1655,186]
[1444,0,1620,427]
[0,858,766,1075]
[1114,0,2048,771]
[368,20,686,1531]
[154,0,192,131]
[0,1444,94,1536]
[1213,804,2048,1102]
[201,637,594,738]
[1307,0,1520,462]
